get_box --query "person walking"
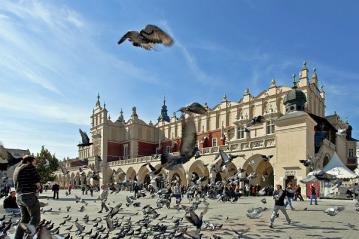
[310,184,318,205]
[89,185,94,197]
[269,184,291,228]
[285,183,295,210]
[52,183,59,199]
[67,183,72,195]
[294,184,304,201]
[13,155,41,238]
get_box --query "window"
[123,144,128,158]
[266,121,275,134]
[349,149,355,158]
[212,138,217,147]
[237,127,246,139]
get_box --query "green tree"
[36,145,59,184]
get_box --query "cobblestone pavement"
[1,190,358,239]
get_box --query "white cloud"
[0,93,89,125]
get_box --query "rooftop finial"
[292,74,298,89]
[311,67,318,84]
[96,93,100,107]
[270,79,276,88]
[302,60,308,70]
[223,93,228,102]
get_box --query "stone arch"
[126,167,137,181]
[114,168,126,183]
[137,165,150,184]
[243,154,274,187]
[256,160,274,187]
[168,166,187,187]
[102,167,114,185]
[218,162,238,181]
[188,160,210,186]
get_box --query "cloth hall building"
[55,62,357,191]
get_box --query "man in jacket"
[3,189,20,215]
[269,184,291,228]
[52,183,60,199]
[13,155,41,238]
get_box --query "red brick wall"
[107,141,130,161]
[138,142,157,156]
[197,129,222,147]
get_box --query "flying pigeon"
[161,104,207,170]
[118,24,174,50]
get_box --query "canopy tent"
[323,152,358,179]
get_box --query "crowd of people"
[2,154,359,236]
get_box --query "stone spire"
[300,60,308,78]
[95,93,101,107]
[311,67,318,85]
[116,108,125,123]
[159,96,170,122]
[320,85,325,99]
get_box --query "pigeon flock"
[1,25,358,239]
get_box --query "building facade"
[55,62,357,191]
[0,144,30,185]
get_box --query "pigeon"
[178,102,208,115]
[215,150,240,169]
[261,154,273,161]
[118,24,173,50]
[75,221,85,234]
[299,159,312,167]
[161,103,208,170]
[246,207,266,219]
[324,206,345,216]
[59,163,69,175]
[143,163,162,178]
[185,205,208,236]
[36,226,52,239]
[246,115,264,127]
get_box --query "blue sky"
[0,0,358,159]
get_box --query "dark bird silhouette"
[261,154,273,161]
[143,163,162,177]
[118,24,174,50]
[161,103,207,170]
[178,102,208,115]
[246,115,264,127]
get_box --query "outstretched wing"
[118,31,139,44]
[185,210,200,227]
[219,150,230,164]
[179,116,197,161]
[140,24,174,46]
